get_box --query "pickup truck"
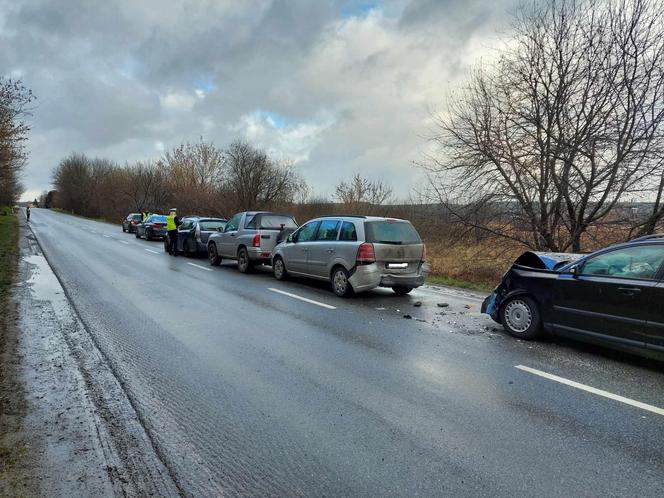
[207,211,298,272]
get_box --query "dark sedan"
[135,214,168,240]
[164,217,227,257]
[482,235,664,357]
[122,213,143,233]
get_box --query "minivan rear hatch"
[364,220,424,273]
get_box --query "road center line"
[268,288,337,310]
[144,249,160,254]
[187,262,213,272]
[118,240,129,245]
[515,365,664,416]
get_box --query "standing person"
[26,205,30,222]
[166,208,180,256]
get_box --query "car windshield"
[248,214,297,230]
[364,220,421,245]
[131,214,142,220]
[199,220,226,231]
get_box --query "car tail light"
[422,244,427,262]
[252,233,260,248]
[130,220,137,225]
[356,243,375,264]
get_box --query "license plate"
[387,262,408,269]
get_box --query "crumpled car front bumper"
[349,262,432,293]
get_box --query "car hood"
[512,251,584,271]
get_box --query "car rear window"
[200,220,226,231]
[364,220,421,245]
[150,215,167,222]
[246,214,297,230]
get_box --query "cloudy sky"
[1,0,520,201]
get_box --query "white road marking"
[144,249,160,254]
[119,240,129,245]
[187,262,213,272]
[103,234,111,238]
[515,365,664,416]
[268,288,337,310]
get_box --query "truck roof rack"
[630,233,664,242]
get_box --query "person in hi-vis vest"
[166,208,181,256]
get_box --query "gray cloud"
[0,0,520,200]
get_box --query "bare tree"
[425,0,664,251]
[223,140,305,211]
[334,173,394,211]
[0,77,34,205]
[121,161,170,213]
[160,138,226,214]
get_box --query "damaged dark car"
[482,235,664,357]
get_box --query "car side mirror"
[288,234,295,243]
[569,265,580,276]
[217,227,223,232]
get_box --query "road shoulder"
[0,216,180,497]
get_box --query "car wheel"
[237,247,252,273]
[392,286,413,296]
[273,256,288,280]
[163,237,169,253]
[208,243,221,266]
[500,296,542,340]
[146,230,153,241]
[135,230,140,239]
[122,225,127,233]
[331,266,354,297]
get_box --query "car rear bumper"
[149,228,167,238]
[247,247,273,263]
[349,262,431,293]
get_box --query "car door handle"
[618,287,641,295]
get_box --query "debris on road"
[437,303,449,308]
[413,301,422,307]
[403,314,413,319]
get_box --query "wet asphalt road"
[28,208,664,497]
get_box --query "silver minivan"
[271,216,431,296]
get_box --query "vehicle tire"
[146,230,153,241]
[122,225,127,233]
[500,296,542,340]
[237,247,252,273]
[273,256,289,281]
[163,237,169,253]
[135,230,141,239]
[331,266,354,297]
[392,286,414,296]
[208,243,222,266]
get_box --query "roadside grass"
[425,274,493,293]
[424,239,523,291]
[0,209,19,307]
